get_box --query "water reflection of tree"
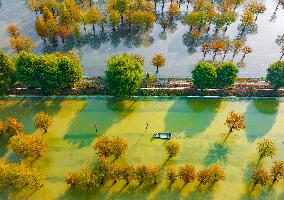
[42,25,155,54]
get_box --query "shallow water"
[0,98,284,199]
[0,0,284,77]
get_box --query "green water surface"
[0,98,284,200]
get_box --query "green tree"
[0,51,15,95]
[257,139,276,163]
[164,140,180,159]
[33,112,53,133]
[105,54,143,97]
[216,62,239,89]
[15,52,82,93]
[192,62,217,90]
[266,61,284,89]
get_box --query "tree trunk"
[232,52,236,59]
[92,24,96,34]
[255,14,258,22]
[121,14,124,25]
[223,130,232,144]
[156,67,159,74]
[213,52,217,60]
[242,54,246,60]
[280,53,284,60]
[89,0,92,7]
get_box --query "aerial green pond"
[1,98,284,200]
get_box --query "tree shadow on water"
[244,99,279,143]
[164,99,222,137]
[203,142,231,167]
[0,99,62,134]
[63,99,139,148]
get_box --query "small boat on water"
[153,132,172,139]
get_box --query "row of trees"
[28,0,159,45]
[192,61,239,90]
[104,53,284,98]
[0,162,44,191]
[0,50,82,95]
[66,135,225,191]
[0,112,52,191]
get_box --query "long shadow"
[0,98,62,134]
[203,142,231,167]
[164,99,222,137]
[63,99,139,148]
[244,99,279,142]
[0,98,62,159]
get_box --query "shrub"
[0,51,15,95]
[192,62,217,90]
[105,54,143,97]
[266,61,284,89]
[216,62,238,88]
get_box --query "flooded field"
[0,98,284,199]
